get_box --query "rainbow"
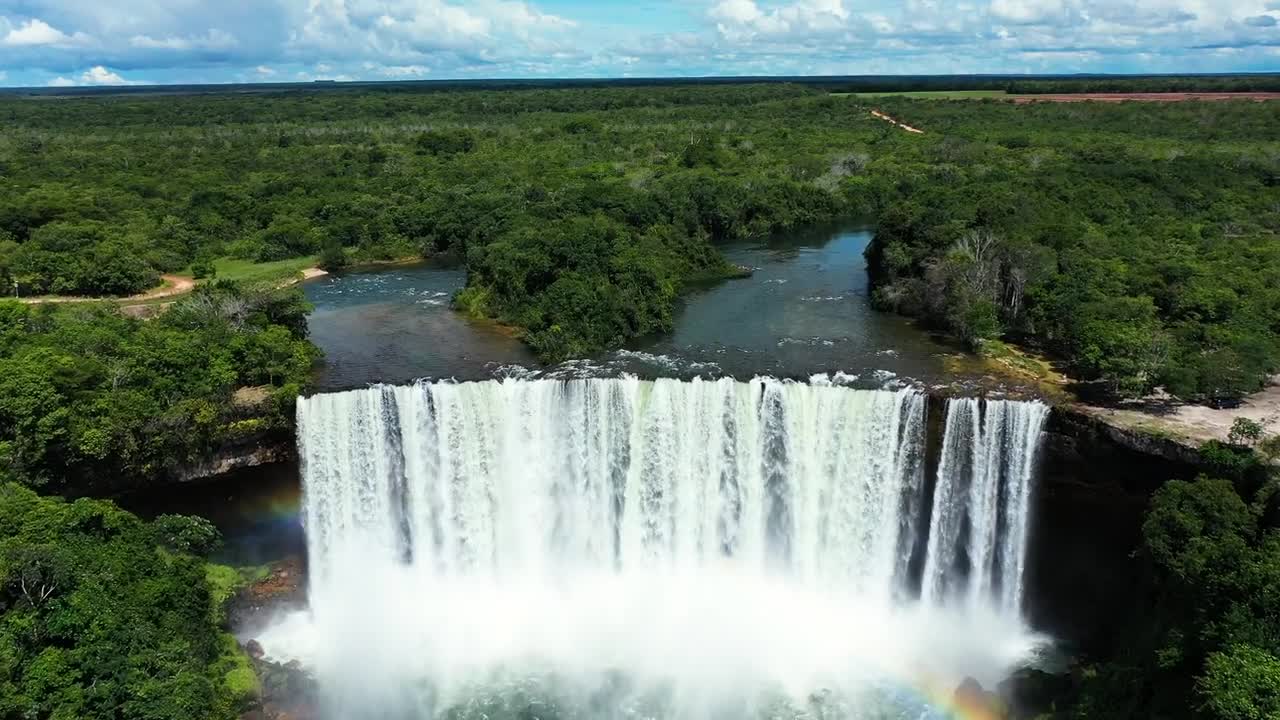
[912,672,1008,720]
[231,480,302,526]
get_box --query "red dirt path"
[1011,92,1280,103]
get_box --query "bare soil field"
[1011,92,1280,103]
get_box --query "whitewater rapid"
[264,377,1051,719]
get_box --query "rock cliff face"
[1047,405,1205,469]
[171,439,296,483]
[1026,404,1201,653]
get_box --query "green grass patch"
[180,255,318,285]
[214,632,259,705]
[206,563,244,622]
[943,339,1070,400]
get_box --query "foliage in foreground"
[0,283,318,493]
[1069,474,1280,719]
[0,483,252,719]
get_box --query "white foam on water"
[265,378,1051,719]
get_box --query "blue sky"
[1,0,1278,87]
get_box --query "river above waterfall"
[304,225,961,390]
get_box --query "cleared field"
[834,90,1280,103]
[1010,92,1280,103]
[178,255,320,284]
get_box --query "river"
[305,225,965,390]
[124,225,1031,570]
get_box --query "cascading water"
[920,398,1053,613]
[263,377,1050,720]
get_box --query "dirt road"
[870,109,924,134]
[18,274,196,305]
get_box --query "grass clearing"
[180,255,319,285]
[833,90,1009,99]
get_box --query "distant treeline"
[9,73,1280,99]
[812,74,1280,95]
[1006,75,1280,94]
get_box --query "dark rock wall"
[1024,407,1200,652]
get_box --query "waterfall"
[298,378,928,594]
[919,398,1052,613]
[279,378,1050,719]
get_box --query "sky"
[0,0,1278,87]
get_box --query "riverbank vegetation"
[0,483,254,719]
[0,284,317,494]
[1063,442,1280,719]
[860,97,1280,403]
[4,84,1277,396]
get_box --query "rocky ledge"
[228,556,307,633]
[239,652,318,720]
[1048,404,1206,469]
[172,440,295,483]
[231,557,316,720]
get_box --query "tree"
[318,238,348,272]
[1228,418,1264,447]
[1072,297,1170,397]
[192,257,217,280]
[0,284,317,494]
[0,484,253,719]
[1198,645,1280,720]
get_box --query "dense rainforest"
[3,84,1278,401]
[0,285,316,493]
[0,484,255,719]
[1067,448,1280,720]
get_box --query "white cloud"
[47,76,76,87]
[131,34,189,50]
[2,18,86,46]
[81,66,130,85]
[129,29,237,50]
[0,70,7,82]
[1,0,1279,85]
[377,64,431,77]
[988,0,1068,25]
[709,0,850,41]
[286,0,578,64]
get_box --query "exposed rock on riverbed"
[233,557,316,720]
[228,555,307,635]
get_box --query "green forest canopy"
[0,285,317,494]
[0,483,253,719]
[1071,470,1280,720]
[1,84,1278,400]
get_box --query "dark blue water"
[613,225,953,382]
[304,265,536,390]
[304,226,957,390]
